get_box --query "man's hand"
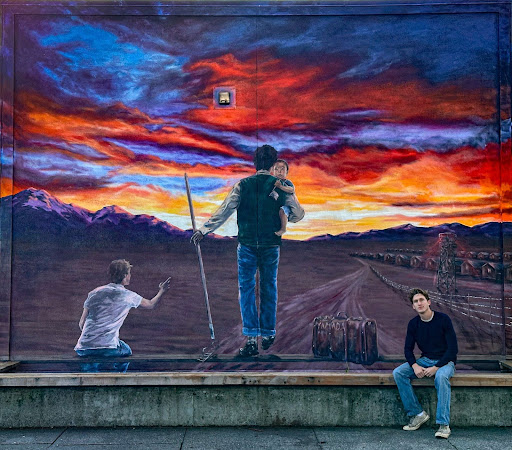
[191,230,204,245]
[159,276,172,293]
[140,277,172,309]
[412,363,426,378]
[423,366,439,377]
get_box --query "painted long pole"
[184,173,215,341]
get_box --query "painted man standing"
[191,144,305,356]
[393,288,458,439]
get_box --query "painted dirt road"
[8,232,505,363]
[211,257,503,365]
[213,260,404,357]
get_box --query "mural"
[0,3,510,369]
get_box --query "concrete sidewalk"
[0,426,510,449]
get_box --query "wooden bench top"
[3,354,502,364]
[0,371,511,388]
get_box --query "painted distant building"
[506,264,512,282]
[396,254,411,266]
[384,253,396,263]
[489,252,501,261]
[461,260,485,278]
[411,256,426,269]
[425,258,439,271]
[482,263,503,282]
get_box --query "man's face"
[411,293,431,314]
[272,162,288,179]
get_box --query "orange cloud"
[286,142,501,192]
[57,182,189,217]
[174,143,504,237]
[185,52,496,132]
[8,86,504,239]
[1,177,13,198]
[286,147,421,185]
[15,91,247,163]
[111,160,253,179]
[273,143,503,236]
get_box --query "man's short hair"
[254,144,278,171]
[109,259,132,284]
[409,288,429,304]
[274,159,289,171]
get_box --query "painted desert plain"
[3,189,510,370]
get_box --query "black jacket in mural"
[198,169,305,245]
[237,173,285,246]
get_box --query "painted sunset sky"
[6,11,506,238]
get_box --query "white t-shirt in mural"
[74,283,142,350]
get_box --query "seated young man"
[75,259,171,357]
[393,288,458,439]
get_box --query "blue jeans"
[393,357,455,425]
[75,339,132,357]
[76,340,131,373]
[237,243,280,337]
[78,361,130,373]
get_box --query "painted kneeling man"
[393,288,458,439]
[75,259,171,357]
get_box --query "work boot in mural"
[239,340,259,357]
[261,336,275,350]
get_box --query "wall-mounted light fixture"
[214,86,236,109]
[218,91,230,105]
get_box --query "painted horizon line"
[1,187,510,243]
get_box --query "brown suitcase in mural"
[346,317,379,365]
[312,316,332,357]
[329,312,348,361]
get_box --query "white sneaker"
[403,412,430,431]
[435,425,451,438]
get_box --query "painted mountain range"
[308,222,512,242]
[3,188,192,245]
[1,188,510,245]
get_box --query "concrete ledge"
[1,371,511,387]
[0,372,511,428]
[0,384,511,428]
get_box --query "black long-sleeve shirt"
[405,311,458,368]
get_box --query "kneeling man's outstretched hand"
[159,277,172,292]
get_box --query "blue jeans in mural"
[237,243,280,337]
[393,357,455,425]
[76,340,131,373]
[75,339,132,357]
